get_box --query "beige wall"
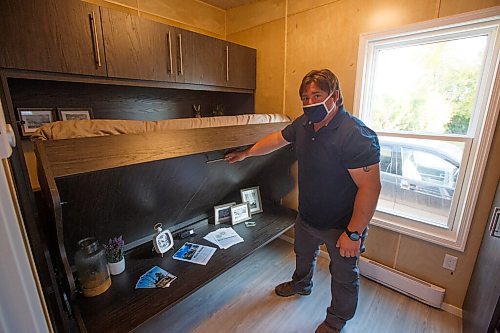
[226,0,287,115]
[84,0,226,38]
[225,0,500,310]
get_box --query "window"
[354,8,500,250]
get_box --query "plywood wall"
[227,0,500,310]
[226,0,286,115]
[84,0,226,38]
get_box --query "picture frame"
[17,108,54,137]
[240,186,263,214]
[57,107,93,121]
[213,202,236,225]
[489,207,500,238]
[230,202,252,225]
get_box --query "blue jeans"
[292,215,361,330]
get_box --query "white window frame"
[353,7,500,251]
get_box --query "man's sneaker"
[315,321,342,333]
[274,281,312,297]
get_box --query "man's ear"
[332,90,340,106]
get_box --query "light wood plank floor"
[137,239,461,333]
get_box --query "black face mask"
[302,92,334,123]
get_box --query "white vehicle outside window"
[354,8,500,250]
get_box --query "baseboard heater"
[358,256,445,308]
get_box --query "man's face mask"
[302,91,335,123]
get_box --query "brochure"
[204,227,244,249]
[172,242,216,265]
[135,266,177,289]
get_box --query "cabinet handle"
[167,31,173,74]
[226,45,229,81]
[178,33,183,75]
[89,11,102,68]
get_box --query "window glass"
[378,137,464,227]
[370,35,488,135]
[380,146,393,173]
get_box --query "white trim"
[353,7,500,250]
[0,99,50,332]
[0,165,50,331]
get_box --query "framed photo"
[57,107,93,121]
[213,202,236,225]
[489,207,500,238]
[230,202,252,225]
[240,186,263,214]
[17,108,54,137]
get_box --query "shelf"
[75,204,296,332]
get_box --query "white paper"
[204,227,244,249]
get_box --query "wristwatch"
[345,228,360,241]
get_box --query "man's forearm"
[347,185,380,233]
[246,131,289,157]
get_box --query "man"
[225,69,381,333]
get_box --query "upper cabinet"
[173,29,226,86]
[0,0,106,76]
[100,9,227,87]
[0,3,255,91]
[100,8,176,82]
[225,42,256,90]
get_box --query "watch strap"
[345,228,360,241]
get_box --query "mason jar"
[74,237,111,297]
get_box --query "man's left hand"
[336,232,361,258]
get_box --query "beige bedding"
[32,114,291,141]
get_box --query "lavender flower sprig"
[104,236,125,263]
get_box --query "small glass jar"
[74,237,111,297]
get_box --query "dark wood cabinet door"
[225,42,256,90]
[100,7,176,82]
[174,30,225,86]
[196,36,226,86]
[0,0,106,76]
[171,28,196,84]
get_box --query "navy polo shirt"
[281,107,380,230]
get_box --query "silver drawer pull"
[89,11,101,67]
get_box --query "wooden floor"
[136,239,462,333]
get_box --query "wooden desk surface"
[75,205,296,333]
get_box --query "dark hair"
[299,69,344,107]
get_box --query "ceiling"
[199,0,259,10]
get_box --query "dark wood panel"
[191,35,226,86]
[173,27,196,84]
[173,28,226,86]
[76,204,296,333]
[100,7,175,82]
[56,146,294,265]
[226,42,256,90]
[463,184,500,333]
[8,78,254,121]
[39,122,290,177]
[0,0,106,76]
[1,68,255,94]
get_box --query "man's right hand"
[224,131,288,164]
[224,150,249,163]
